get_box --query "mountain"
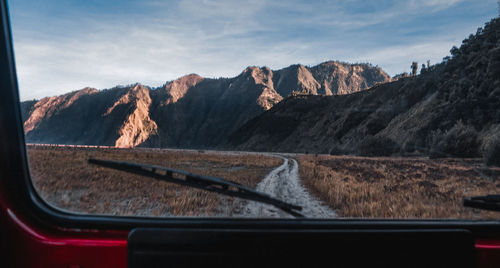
[227,18,500,157]
[21,61,390,148]
[22,85,157,146]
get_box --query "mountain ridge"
[226,18,500,157]
[22,61,390,148]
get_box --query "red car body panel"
[476,240,500,268]
[0,186,128,268]
[2,181,500,267]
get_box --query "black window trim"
[1,0,500,239]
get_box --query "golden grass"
[298,154,500,219]
[27,145,281,217]
[28,145,498,219]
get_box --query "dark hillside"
[227,18,500,157]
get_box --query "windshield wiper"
[463,195,500,212]
[88,158,304,218]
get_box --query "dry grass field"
[298,155,500,219]
[27,145,281,217]
[27,145,500,219]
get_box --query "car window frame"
[1,0,500,240]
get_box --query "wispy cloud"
[414,0,464,9]
[9,0,497,100]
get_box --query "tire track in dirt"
[230,156,336,218]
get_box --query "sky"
[8,0,499,100]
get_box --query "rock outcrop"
[21,61,390,148]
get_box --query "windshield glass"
[10,0,500,219]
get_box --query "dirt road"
[229,156,336,218]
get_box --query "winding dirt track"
[233,156,336,218]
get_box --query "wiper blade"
[88,158,304,218]
[463,195,500,212]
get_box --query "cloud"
[10,0,496,100]
[416,0,463,8]
[178,0,267,19]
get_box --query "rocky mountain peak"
[248,66,273,87]
[309,61,391,95]
[104,84,148,116]
[113,84,158,148]
[163,73,203,105]
[22,60,392,148]
[23,87,98,134]
[237,66,281,110]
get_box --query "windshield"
[10,0,500,219]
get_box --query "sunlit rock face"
[21,61,389,148]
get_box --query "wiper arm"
[88,158,304,218]
[463,195,500,212]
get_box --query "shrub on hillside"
[483,137,500,167]
[357,136,399,157]
[427,121,479,158]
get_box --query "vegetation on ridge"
[228,18,500,165]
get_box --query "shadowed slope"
[227,18,500,157]
[22,61,390,148]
